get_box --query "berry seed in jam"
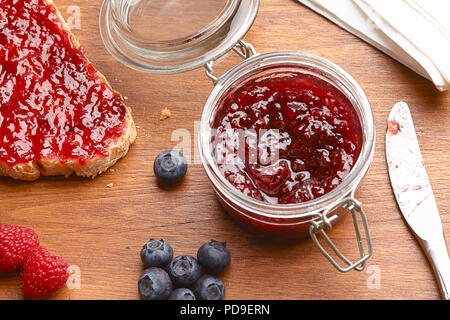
[212,72,362,204]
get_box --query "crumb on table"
[160,108,171,120]
[106,183,114,188]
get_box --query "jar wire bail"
[309,191,373,272]
[205,40,257,84]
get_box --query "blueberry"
[138,267,173,300]
[193,275,225,300]
[154,150,187,184]
[140,239,173,268]
[168,288,196,300]
[168,255,201,288]
[197,240,231,274]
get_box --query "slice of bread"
[0,0,136,181]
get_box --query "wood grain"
[1,0,449,300]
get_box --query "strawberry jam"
[0,0,127,166]
[212,72,362,204]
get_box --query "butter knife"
[386,101,450,300]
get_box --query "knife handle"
[421,233,450,300]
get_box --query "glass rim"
[199,51,376,220]
[99,0,260,74]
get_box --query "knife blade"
[386,101,450,300]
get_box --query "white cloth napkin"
[298,0,450,91]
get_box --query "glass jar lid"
[99,0,260,73]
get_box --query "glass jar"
[199,51,375,272]
[99,0,375,272]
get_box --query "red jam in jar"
[0,0,127,167]
[212,72,362,204]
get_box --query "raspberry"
[0,224,40,272]
[21,246,69,299]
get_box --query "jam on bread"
[0,0,136,180]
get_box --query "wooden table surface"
[1,0,449,300]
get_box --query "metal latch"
[205,40,257,84]
[309,193,373,272]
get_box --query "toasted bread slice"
[0,0,136,181]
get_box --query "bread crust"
[0,0,136,181]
